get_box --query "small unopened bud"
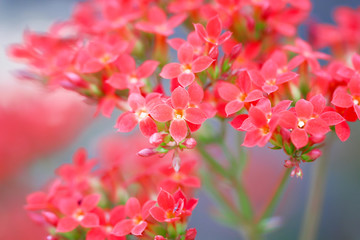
[149,133,164,146]
[230,43,242,60]
[291,167,303,179]
[154,236,166,240]
[185,228,197,240]
[284,160,293,168]
[209,46,219,59]
[308,149,322,161]
[137,148,156,157]
[183,138,197,149]
[172,153,181,172]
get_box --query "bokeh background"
[1,0,360,239]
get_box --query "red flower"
[106,54,159,92]
[160,43,214,87]
[331,76,360,120]
[235,99,291,147]
[337,53,360,80]
[56,194,100,232]
[218,71,263,115]
[150,189,198,223]
[150,87,207,143]
[86,206,126,240]
[115,93,162,137]
[135,6,187,36]
[284,38,330,70]
[111,198,155,236]
[194,16,232,46]
[76,36,128,73]
[279,99,331,149]
[248,59,298,94]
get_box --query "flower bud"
[209,46,219,59]
[137,148,156,157]
[284,160,293,168]
[183,138,197,149]
[172,153,181,172]
[185,228,197,240]
[149,132,164,146]
[308,149,322,161]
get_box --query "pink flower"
[150,87,208,143]
[284,38,330,70]
[111,198,155,236]
[150,189,198,223]
[194,16,232,46]
[160,43,214,87]
[332,76,360,120]
[248,59,298,94]
[56,194,100,232]
[115,93,162,137]
[106,54,159,92]
[135,6,187,36]
[279,99,332,149]
[218,71,263,115]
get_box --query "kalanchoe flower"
[194,16,232,46]
[284,38,330,70]
[135,6,187,36]
[76,36,128,73]
[218,71,263,115]
[248,59,298,94]
[279,99,332,149]
[106,54,159,92]
[331,76,360,120]
[112,198,155,236]
[150,189,198,223]
[150,87,208,143]
[115,93,161,137]
[56,194,101,232]
[86,206,126,240]
[160,43,214,87]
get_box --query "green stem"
[299,135,335,240]
[258,168,292,222]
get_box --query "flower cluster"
[9,0,360,238]
[26,135,200,240]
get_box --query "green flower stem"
[299,135,334,240]
[258,168,292,222]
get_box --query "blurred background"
[0,0,360,239]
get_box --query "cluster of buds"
[26,135,201,240]
[8,0,360,238]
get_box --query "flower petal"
[218,82,241,101]
[160,63,182,79]
[80,213,100,228]
[112,219,134,236]
[291,128,309,149]
[170,119,188,143]
[131,221,148,236]
[150,207,166,222]
[57,217,78,233]
[178,43,194,64]
[125,198,141,218]
[139,117,158,137]
[225,100,244,116]
[178,72,195,87]
[184,108,207,124]
[191,56,214,73]
[150,104,173,122]
[171,87,189,109]
[115,112,138,132]
[295,99,313,119]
